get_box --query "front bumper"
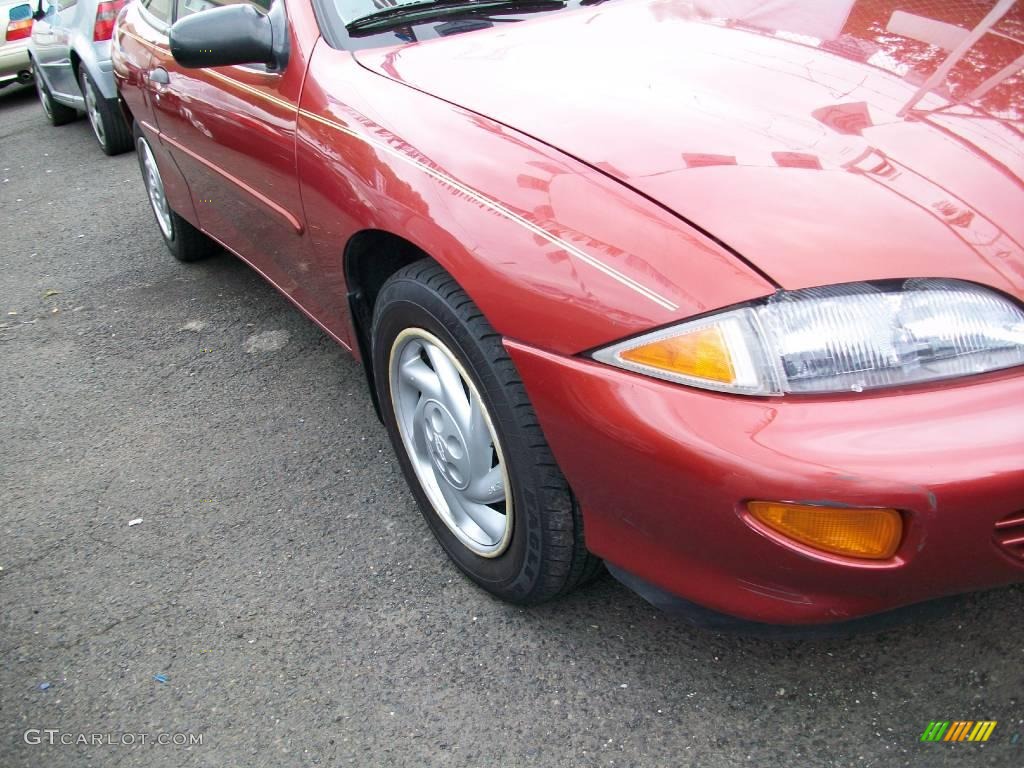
[506,340,1024,625]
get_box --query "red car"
[112,0,1024,626]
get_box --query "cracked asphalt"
[2,83,1023,768]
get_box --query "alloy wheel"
[35,73,52,120]
[138,137,173,239]
[82,72,106,148]
[389,328,513,558]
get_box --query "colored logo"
[921,721,997,742]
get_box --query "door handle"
[149,67,170,85]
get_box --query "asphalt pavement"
[2,82,1023,768]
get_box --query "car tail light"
[747,501,903,560]
[93,0,125,42]
[5,18,32,41]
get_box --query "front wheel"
[372,260,601,604]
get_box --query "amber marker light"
[618,325,736,384]
[747,501,903,560]
[592,310,783,395]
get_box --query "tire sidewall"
[35,67,54,122]
[373,284,547,602]
[80,69,108,151]
[133,126,178,250]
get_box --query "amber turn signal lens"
[619,326,735,384]
[747,501,902,560]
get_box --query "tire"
[33,60,76,126]
[372,259,602,604]
[80,68,132,155]
[133,123,218,262]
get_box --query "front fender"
[297,41,775,356]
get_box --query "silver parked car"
[28,0,131,154]
[0,0,34,89]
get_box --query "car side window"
[177,0,270,19]
[141,0,173,23]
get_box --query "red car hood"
[355,0,1024,301]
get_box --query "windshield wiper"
[346,0,565,35]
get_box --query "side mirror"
[169,2,288,71]
[32,0,47,21]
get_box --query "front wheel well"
[344,230,433,419]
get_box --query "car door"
[112,0,199,228]
[31,0,77,99]
[146,0,311,298]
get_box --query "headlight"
[592,279,1024,395]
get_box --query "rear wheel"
[80,68,132,155]
[33,61,76,126]
[373,260,602,604]
[134,124,217,262]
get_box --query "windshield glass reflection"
[691,0,1023,123]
